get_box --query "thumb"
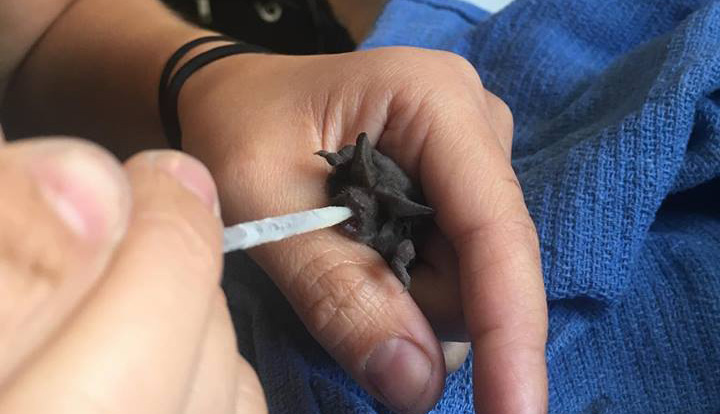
[0,138,129,383]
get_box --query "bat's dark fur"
[316,132,434,288]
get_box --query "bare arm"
[0,0,388,157]
[0,0,76,95]
[0,0,214,158]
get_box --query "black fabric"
[163,0,354,54]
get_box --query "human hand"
[0,136,266,414]
[180,47,547,414]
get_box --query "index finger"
[382,84,548,413]
[429,102,547,414]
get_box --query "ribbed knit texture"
[222,0,720,412]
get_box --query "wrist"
[160,39,268,150]
[176,51,287,153]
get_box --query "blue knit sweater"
[223,0,720,412]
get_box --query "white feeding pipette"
[222,206,353,253]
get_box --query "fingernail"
[441,341,471,374]
[33,149,124,240]
[153,152,219,216]
[366,338,433,412]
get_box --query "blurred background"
[163,0,513,54]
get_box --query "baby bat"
[316,132,434,288]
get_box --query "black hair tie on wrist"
[159,36,265,150]
[158,35,233,104]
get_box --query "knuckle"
[372,46,427,65]
[504,216,541,253]
[488,174,529,213]
[495,217,541,269]
[486,92,514,126]
[498,175,524,201]
[375,47,482,87]
[429,50,484,91]
[483,177,540,252]
[439,51,479,77]
[455,202,540,266]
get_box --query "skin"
[0,135,267,414]
[0,1,548,413]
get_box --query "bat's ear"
[376,188,434,217]
[315,150,343,166]
[351,133,377,187]
[315,144,356,166]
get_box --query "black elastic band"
[162,42,263,150]
[158,36,234,149]
[158,35,233,102]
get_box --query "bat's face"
[333,186,379,244]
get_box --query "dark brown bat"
[316,132,434,288]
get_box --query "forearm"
[0,0,78,100]
[0,0,211,158]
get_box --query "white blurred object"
[460,0,513,12]
[195,0,212,24]
[223,206,353,252]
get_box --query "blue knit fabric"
[223,0,720,412]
